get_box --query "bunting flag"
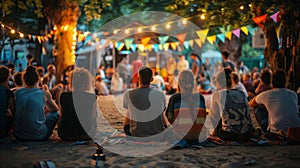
[270,12,280,23]
[246,25,255,35]
[138,44,145,52]
[189,40,194,48]
[159,44,163,51]
[32,35,35,41]
[194,39,202,48]
[147,44,153,52]
[116,41,124,51]
[207,35,216,45]
[225,31,232,40]
[170,42,177,50]
[100,39,106,45]
[176,33,187,44]
[124,38,134,50]
[164,43,170,51]
[219,27,226,34]
[196,29,209,43]
[217,34,225,43]
[252,14,268,29]
[130,44,137,52]
[141,37,151,46]
[183,41,190,49]
[152,44,159,52]
[158,36,169,44]
[28,35,32,40]
[232,28,241,38]
[241,26,248,35]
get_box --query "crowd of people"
[1,51,300,148]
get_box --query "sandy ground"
[1,94,300,168]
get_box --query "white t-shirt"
[151,75,165,89]
[233,82,248,97]
[177,60,189,73]
[256,88,300,133]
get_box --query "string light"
[125,29,130,34]
[182,19,187,25]
[200,14,206,20]
[248,4,252,7]
[221,8,224,11]
[240,5,244,10]
[113,29,118,34]
[165,23,171,29]
[137,27,143,33]
[19,33,24,38]
[151,26,156,31]
[11,29,15,34]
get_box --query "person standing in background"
[177,55,189,73]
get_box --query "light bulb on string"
[200,14,206,20]
[182,19,187,25]
[11,29,15,34]
[113,29,118,34]
[125,29,130,34]
[240,5,244,10]
[151,26,156,31]
[165,23,171,29]
[137,27,143,33]
[20,33,24,38]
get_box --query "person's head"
[23,66,39,87]
[99,65,105,70]
[7,63,15,75]
[47,64,56,75]
[230,72,240,84]
[190,52,199,60]
[26,54,33,61]
[216,70,232,89]
[178,70,195,93]
[242,73,251,82]
[179,55,185,61]
[36,66,44,77]
[221,51,229,60]
[13,72,23,87]
[95,75,103,82]
[252,72,260,80]
[260,69,271,85]
[238,61,244,67]
[71,67,93,92]
[0,66,10,85]
[138,66,153,86]
[272,70,286,88]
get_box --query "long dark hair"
[23,66,39,86]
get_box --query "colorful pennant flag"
[225,31,232,40]
[217,34,225,43]
[232,28,241,38]
[184,41,190,49]
[246,25,255,35]
[194,39,202,48]
[164,43,170,51]
[116,41,124,51]
[270,12,280,23]
[159,44,163,51]
[152,44,159,52]
[147,44,153,52]
[252,14,268,29]
[158,36,169,44]
[189,40,194,48]
[176,33,187,44]
[241,26,248,35]
[170,42,177,50]
[138,44,145,52]
[130,44,137,52]
[207,35,216,45]
[100,39,106,45]
[196,29,209,43]
[219,27,226,34]
[124,38,134,50]
[141,37,151,46]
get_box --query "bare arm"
[123,110,130,126]
[248,96,258,107]
[7,96,15,117]
[43,85,59,113]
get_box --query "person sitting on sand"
[123,66,169,141]
[95,75,109,95]
[249,70,300,137]
[166,70,207,148]
[58,67,97,141]
[14,66,59,140]
[230,72,248,98]
[0,66,15,138]
[210,70,254,141]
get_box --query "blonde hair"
[71,67,93,92]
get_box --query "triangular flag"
[183,41,190,49]
[28,35,32,40]
[217,34,225,43]
[194,39,202,48]
[116,41,124,51]
[159,44,163,50]
[246,25,255,35]
[163,43,170,51]
[147,44,153,52]
[225,31,232,40]
[241,26,248,35]
[141,37,151,46]
[176,33,187,44]
[252,14,267,29]
[138,44,145,52]
[196,29,209,43]
[270,12,280,23]
[189,40,194,48]
[32,35,35,41]
[207,35,216,45]
[124,38,134,50]
[100,39,106,45]
[37,36,41,43]
[232,28,241,38]
[152,44,159,52]
[170,42,177,50]
[130,44,137,52]
[219,27,226,34]
[158,36,169,44]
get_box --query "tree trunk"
[43,0,80,82]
